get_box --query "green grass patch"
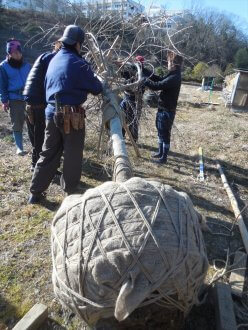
[1,207,52,242]
[2,135,13,144]
[0,283,33,323]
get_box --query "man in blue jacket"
[28,25,103,204]
[23,41,61,171]
[0,39,31,155]
[144,51,183,164]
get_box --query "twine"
[51,177,208,325]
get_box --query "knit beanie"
[135,55,145,64]
[6,39,22,55]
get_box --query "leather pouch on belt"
[79,114,85,129]
[54,111,64,129]
[71,112,80,130]
[79,108,85,129]
[64,112,70,134]
[25,104,34,125]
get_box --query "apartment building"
[1,0,30,9]
[1,0,144,19]
[146,5,186,29]
[1,0,44,11]
[72,0,144,19]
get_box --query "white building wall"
[79,0,144,19]
[146,5,166,18]
[1,0,144,18]
[2,0,30,9]
[146,6,185,30]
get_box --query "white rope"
[51,178,208,325]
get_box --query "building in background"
[230,70,248,112]
[1,0,45,11]
[1,0,144,19]
[76,0,144,19]
[146,5,166,18]
[145,5,186,30]
[1,0,30,10]
[146,5,185,18]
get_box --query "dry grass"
[0,85,248,329]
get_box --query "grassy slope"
[0,85,248,329]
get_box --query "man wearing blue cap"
[0,39,30,155]
[28,25,103,204]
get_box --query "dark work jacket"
[144,67,181,111]
[23,52,55,105]
[121,64,151,99]
[45,46,102,119]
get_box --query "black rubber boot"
[153,156,167,164]
[151,143,163,158]
[28,193,42,204]
[153,144,168,164]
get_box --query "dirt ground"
[0,84,248,329]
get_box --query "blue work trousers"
[156,110,176,149]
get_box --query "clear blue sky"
[144,0,248,22]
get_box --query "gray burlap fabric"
[51,177,208,326]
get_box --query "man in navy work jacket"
[28,25,102,204]
[0,39,30,155]
[23,41,61,171]
[144,51,183,164]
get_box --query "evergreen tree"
[234,48,248,69]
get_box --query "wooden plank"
[229,251,247,297]
[217,162,248,254]
[211,282,237,330]
[123,121,141,158]
[13,303,48,330]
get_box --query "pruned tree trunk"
[110,116,132,182]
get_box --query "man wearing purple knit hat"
[0,39,31,155]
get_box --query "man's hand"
[2,102,9,112]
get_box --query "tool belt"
[25,104,46,125]
[54,105,85,134]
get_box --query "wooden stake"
[123,121,141,158]
[229,251,247,297]
[217,162,248,254]
[211,282,237,330]
[97,121,104,159]
[13,303,48,330]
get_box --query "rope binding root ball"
[51,177,208,327]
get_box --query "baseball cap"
[59,25,85,45]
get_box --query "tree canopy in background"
[234,48,248,69]
[0,0,247,77]
[173,7,248,72]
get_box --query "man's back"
[46,47,102,106]
[145,68,181,111]
[23,51,55,105]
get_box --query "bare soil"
[0,84,248,329]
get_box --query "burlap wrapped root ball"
[51,177,208,326]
